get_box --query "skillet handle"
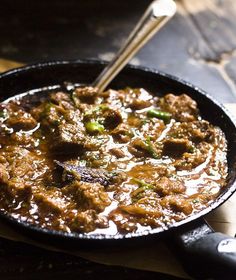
[171,219,236,279]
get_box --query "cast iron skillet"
[0,60,236,278]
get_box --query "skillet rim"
[0,59,236,241]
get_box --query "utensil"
[93,0,176,92]
[0,60,236,279]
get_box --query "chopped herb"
[133,178,154,189]
[79,160,87,167]
[85,121,104,134]
[99,104,109,111]
[131,178,155,199]
[147,108,172,123]
[71,92,80,107]
[0,109,8,120]
[188,145,195,153]
[40,102,54,118]
[140,118,150,126]
[39,102,62,126]
[145,136,159,159]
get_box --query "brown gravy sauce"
[0,86,228,235]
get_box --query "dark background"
[0,0,236,103]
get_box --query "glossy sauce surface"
[0,86,228,235]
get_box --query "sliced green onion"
[98,104,109,111]
[39,102,62,125]
[133,178,154,189]
[40,102,54,116]
[85,121,104,134]
[145,136,159,159]
[131,178,155,199]
[147,108,172,123]
[188,145,195,153]
[0,109,7,119]
[71,92,80,107]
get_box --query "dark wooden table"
[0,0,236,279]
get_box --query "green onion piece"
[41,102,54,116]
[99,104,109,111]
[40,102,61,125]
[131,178,155,199]
[147,109,172,123]
[188,145,195,153]
[145,136,159,159]
[71,92,80,107]
[133,178,154,190]
[85,121,104,134]
[0,109,7,119]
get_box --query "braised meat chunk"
[62,181,111,212]
[159,93,198,122]
[51,123,86,154]
[162,138,193,157]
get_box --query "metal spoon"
[92,0,176,93]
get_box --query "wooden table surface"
[0,0,236,279]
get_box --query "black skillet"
[0,60,236,279]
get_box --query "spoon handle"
[93,0,176,92]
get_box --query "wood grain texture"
[179,0,236,61]
[0,0,236,102]
[177,0,236,99]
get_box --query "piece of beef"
[0,163,9,184]
[6,110,37,131]
[167,120,216,144]
[50,91,74,110]
[154,177,186,196]
[62,181,111,212]
[187,121,216,143]
[31,102,64,127]
[50,91,71,104]
[159,94,198,122]
[173,142,209,171]
[122,88,154,110]
[111,123,133,143]
[50,123,86,155]
[128,139,148,157]
[34,190,65,215]
[103,109,123,129]
[73,87,98,104]
[0,146,47,202]
[139,119,165,142]
[110,197,163,233]
[160,195,193,215]
[162,137,193,157]
[69,210,108,233]
[109,148,126,158]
